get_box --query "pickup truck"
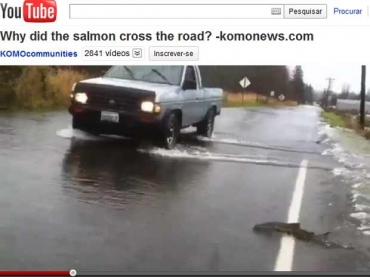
[69,65,223,149]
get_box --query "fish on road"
[252,222,354,250]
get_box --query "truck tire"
[197,108,215,138]
[158,112,180,150]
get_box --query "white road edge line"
[274,159,308,271]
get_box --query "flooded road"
[0,107,369,272]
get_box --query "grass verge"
[223,100,298,108]
[320,109,370,140]
[321,111,348,128]
[0,66,89,111]
[223,92,298,108]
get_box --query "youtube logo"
[0,0,57,22]
[23,0,57,22]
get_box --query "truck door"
[181,66,199,125]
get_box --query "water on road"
[0,106,369,271]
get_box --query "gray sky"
[289,65,369,94]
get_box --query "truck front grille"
[87,90,141,112]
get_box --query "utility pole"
[326,77,335,92]
[360,65,366,128]
[324,78,335,108]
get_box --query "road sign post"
[239,77,251,104]
[268,91,275,104]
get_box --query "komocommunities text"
[0,50,78,58]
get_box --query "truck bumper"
[68,104,163,137]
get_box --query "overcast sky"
[289,65,369,94]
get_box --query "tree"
[338,83,350,99]
[291,66,305,104]
[304,84,314,104]
[342,83,350,94]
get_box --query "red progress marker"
[0,271,72,276]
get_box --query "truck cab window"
[183,66,197,90]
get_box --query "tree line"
[320,83,370,107]
[0,65,313,109]
[337,83,370,101]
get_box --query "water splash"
[320,123,370,235]
[56,126,130,141]
[138,147,330,170]
[56,127,100,140]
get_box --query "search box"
[69,4,284,19]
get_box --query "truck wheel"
[197,109,215,138]
[159,113,180,150]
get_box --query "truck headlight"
[75,92,88,104]
[141,101,154,112]
[141,101,161,113]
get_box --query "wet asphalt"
[0,106,368,273]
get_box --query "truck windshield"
[103,66,183,86]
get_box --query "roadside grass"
[44,68,88,108]
[320,109,370,140]
[223,96,298,108]
[0,66,89,111]
[321,111,348,128]
[223,92,298,108]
